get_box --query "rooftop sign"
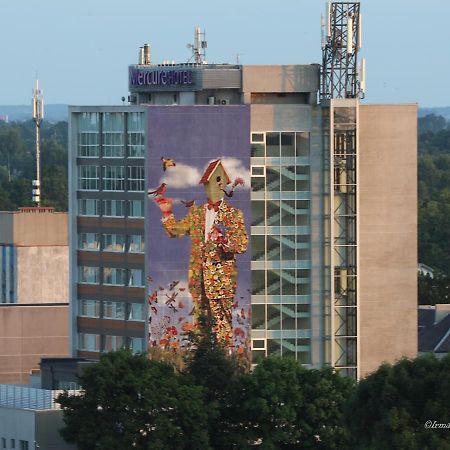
[129,68,194,87]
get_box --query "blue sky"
[1,0,448,107]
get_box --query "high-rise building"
[68,9,417,379]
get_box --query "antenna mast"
[187,27,207,64]
[32,80,44,206]
[320,2,364,100]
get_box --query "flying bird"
[221,188,234,198]
[168,304,178,313]
[169,280,180,291]
[181,199,196,208]
[165,292,179,305]
[161,157,176,171]
[147,183,167,197]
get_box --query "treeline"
[0,120,67,211]
[57,342,450,450]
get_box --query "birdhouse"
[200,160,231,203]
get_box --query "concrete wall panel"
[359,104,418,377]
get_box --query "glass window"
[78,333,100,352]
[103,199,125,217]
[267,270,280,295]
[251,201,265,226]
[2,438,6,449]
[267,338,281,356]
[78,266,100,284]
[127,112,145,158]
[103,301,125,320]
[102,113,124,157]
[266,167,280,191]
[296,132,310,157]
[78,165,99,190]
[281,166,295,191]
[102,166,125,191]
[78,299,101,318]
[129,337,145,353]
[281,304,296,329]
[78,233,100,251]
[78,199,99,216]
[266,235,280,261]
[280,132,295,157]
[251,143,265,157]
[266,132,280,157]
[104,335,125,351]
[19,440,29,450]
[128,303,144,321]
[129,235,144,253]
[251,235,265,261]
[252,270,265,295]
[251,176,265,192]
[129,269,144,287]
[128,166,145,192]
[128,200,144,217]
[10,439,15,449]
[103,268,127,285]
[251,132,264,143]
[78,114,100,157]
[267,201,280,226]
[103,234,125,252]
[252,304,265,330]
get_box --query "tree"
[57,350,211,450]
[419,272,450,305]
[346,354,450,450]
[216,357,354,449]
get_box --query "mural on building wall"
[146,106,251,364]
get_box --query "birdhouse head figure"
[199,160,231,203]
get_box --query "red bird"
[147,183,167,197]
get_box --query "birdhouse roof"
[199,160,231,185]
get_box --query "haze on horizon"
[1,0,448,108]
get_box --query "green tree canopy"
[346,354,450,450]
[216,357,354,450]
[57,350,211,450]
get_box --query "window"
[128,200,144,218]
[129,337,145,353]
[78,333,100,352]
[78,233,100,251]
[78,198,99,216]
[103,268,127,286]
[128,303,144,321]
[128,166,145,192]
[104,335,125,351]
[19,440,29,450]
[103,301,126,320]
[78,299,101,318]
[127,112,145,158]
[129,235,144,253]
[10,439,15,449]
[102,166,125,191]
[78,266,100,284]
[1,438,6,449]
[103,234,125,252]
[103,199,125,217]
[78,113,100,157]
[129,269,144,287]
[102,113,124,157]
[78,165,99,190]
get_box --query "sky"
[1,0,449,107]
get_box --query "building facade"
[0,208,70,383]
[68,54,417,378]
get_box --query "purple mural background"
[146,106,251,356]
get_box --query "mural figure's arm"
[154,197,191,237]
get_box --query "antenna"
[187,26,207,64]
[32,79,44,206]
[320,2,364,100]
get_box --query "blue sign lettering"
[129,69,194,87]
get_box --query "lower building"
[0,385,76,450]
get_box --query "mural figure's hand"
[154,197,173,218]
